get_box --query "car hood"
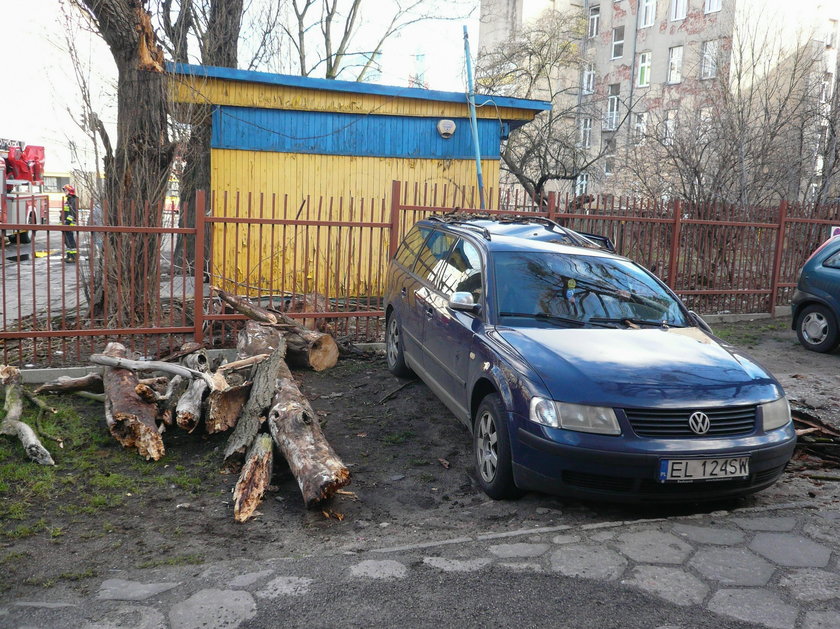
[496,326,782,408]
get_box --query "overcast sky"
[0,1,478,174]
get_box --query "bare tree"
[267,0,471,81]
[621,22,832,209]
[476,9,630,202]
[71,0,175,326]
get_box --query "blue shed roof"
[168,62,551,114]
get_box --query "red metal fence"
[2,182,838,367]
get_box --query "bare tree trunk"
[75,0,175,325]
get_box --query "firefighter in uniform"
[61,184,78,263]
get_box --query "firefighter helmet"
[63,184,76,195]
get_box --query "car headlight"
[761,397,791,431]
[530,398,621,435]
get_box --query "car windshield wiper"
[499,312,619,329]
[588,317,686,328]
[499,312,585,327]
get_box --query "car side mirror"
[689,310,713,334]
[449,291,480,313]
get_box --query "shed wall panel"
[209,149,499,295]
[212,107,502,158]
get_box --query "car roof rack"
[427,215,492,240]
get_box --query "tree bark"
[267,360,350,507]
[0,366,54,465]
[100,342,164,461]
[77,0,175,324]
[223,332,287,471]
[233,433,273,523]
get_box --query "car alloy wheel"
[476,410,498,483]
[387,317,400,368]
[801,311,828,345]
[385,313,412,377]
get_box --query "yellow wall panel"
[208,150,500,297]
[172,77,537,122]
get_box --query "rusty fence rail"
[2,182,838,367]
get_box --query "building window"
[640,0,656,28]
[700,40,718,79]
[827,19,838,48]
[670,0,687,20]
[605,84,621,130]
[663,109,677,145]
[589,6,600,38]
[704,0,721,13]
[575,173,589,196]
[604,138,616,175]
[821,73,834,103]
[668,46,683,83]
[612,26,625,59]
[633,112,648,143]
[638,52,651,87]
[579,117,593,148]
[582,63,596,93]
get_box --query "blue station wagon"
[384,217,796,502]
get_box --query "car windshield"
[493,252,688,327]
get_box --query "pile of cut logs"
[3,289,349,522]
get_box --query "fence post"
[769,201,788,316]
[389,180,402,260]
[667,199,682,289]
[193,190,206,344]
[547,191,557,222]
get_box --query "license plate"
[659,457,749,482]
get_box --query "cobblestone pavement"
[3,500,839,629]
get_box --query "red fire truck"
[1,140,49,244]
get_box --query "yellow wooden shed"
[168,63,550,298]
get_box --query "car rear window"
[824,249,840,269]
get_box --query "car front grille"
[624,405,757,438]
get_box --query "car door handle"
[425,306,434,318]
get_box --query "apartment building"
[479,0,840,202]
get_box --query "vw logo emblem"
[688,411,711,435]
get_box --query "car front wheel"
[474,393,522,500]
[796,304,839,353]
[385,312,412,377]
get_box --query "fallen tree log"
[233,433,274,523]
[35,374,169,396]
[34,373,105,395]
[136,375,185,428]
[213,287,338,371]
[206,382,252,434]
[267,360,350,507]
[0,366,54,465]
[100,343,165,461]
[91,353,217,388]
[283,292,331,331]
[223,332,287,471]
[176,353,211,433]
